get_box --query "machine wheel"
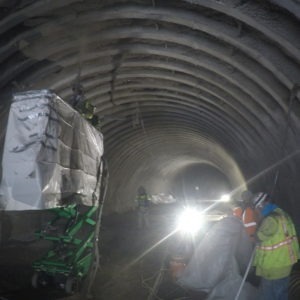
[65,277,78,294]
[32,271,49,288]
[31,272,39,289]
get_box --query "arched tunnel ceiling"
[0,0,300,215]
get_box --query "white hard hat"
[253,192,268,208]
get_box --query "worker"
[178,203,258,300]
[80,99,95,120]
[233,206,243,219]
[252,192,300,300]
[70,83,85,109]
[136,186,151,229]
[233,192,260,287]
[234,190,258,241]
[70,84,96,121]
[91,114,101,131]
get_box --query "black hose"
[84,157,109,299]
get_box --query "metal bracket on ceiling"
[291,84,300,102]
[236,21,243,37]
[70,82,84,109]
[132,102,145,130]
[110,53,127,106]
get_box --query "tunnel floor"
[1,204,300,299]
[0,204,207,300]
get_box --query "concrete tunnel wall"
[0,0,300,232]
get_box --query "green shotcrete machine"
[0,90,108,294]
[31,201,106,294]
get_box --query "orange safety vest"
[233,206,257,240]
[242,207,257,240]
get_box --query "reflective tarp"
[0,90,103,210]
[177,215,258,300]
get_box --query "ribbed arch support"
[0,0,300,214]
[104,126,246,213]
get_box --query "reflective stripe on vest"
[242,208,257,238]
[257,235,298,251]
[254,208,300,274]
[244,221,257,228]
[279,214,297,262]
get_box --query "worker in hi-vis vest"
[135,186,151,229]
[252,192,300,300]
[233,190,258,241]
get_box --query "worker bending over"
[233,190,258,241]
[177,203,258,300]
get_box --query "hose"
[234,248,256,300]
[84,157,109,299]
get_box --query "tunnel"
[0,0,300,299]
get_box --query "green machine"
[30,155,108,295]
[31,156,108,294]
[0,90,107,295]
[32,204,102,294]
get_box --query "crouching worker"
[177,203,258,300]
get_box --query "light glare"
[220,194,230,202]
[177,207,203,235]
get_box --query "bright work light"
[177,207,203,235]
[219,194,230,202]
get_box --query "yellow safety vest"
[137,194,150,208]
[253,208,300,279]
